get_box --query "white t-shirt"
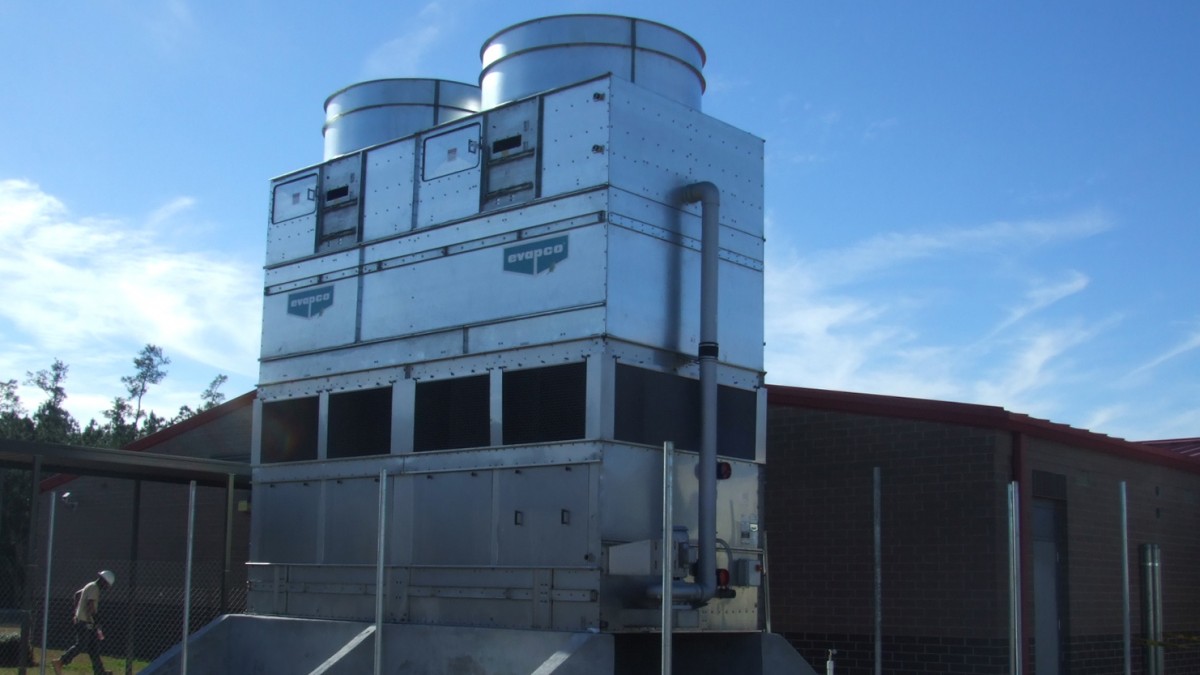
[74,580,100,624]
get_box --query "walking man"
[52,569,115,675]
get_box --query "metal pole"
[374,469,388,675]
[181,481,196,675]
[39,492,56,675]
[27,457,43,625]
[660,441,674,675]
[1141,543,1163,675]
[1154,547,1164,675]
[873,467,882,675]
[1120,482,1130,675]
[222,473,235,614]
[125,480,142,675]
[1007,482,1023,675]
[761,530,771,634]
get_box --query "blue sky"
[0,0,1196,441]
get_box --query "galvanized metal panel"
[362,139,416,241]
[363,194,605,268]
[495,465,592,566]
[257,331,464,386]
[280,564,379,620]
[266,212,317,265]
[608,191,764,262]
[608,77,763,236]
[264,249,358,288]
[360,224,607,342]
[605,224,763,370]
[718,263,765,371]
[323,476,381,564]
[411,470,494,565]
[540,82,611,199]
[260,276,358,358]
[406,566,600,631]
[388,474,415,565]
[256,481,321,563]
[596,445,662,543]
[416,122,482,227]
[466,306,606,354]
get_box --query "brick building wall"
[1026,438,1200,674]
[765,385,1200,675]
[766,403,1013,674]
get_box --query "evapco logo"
[504,235,568,275]
[287,285,334,318]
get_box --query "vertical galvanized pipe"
[1120,482,1130,675]
[27,456,43,617]
[761,530,772,634]
[222,474,235,614]
[1153,546,1163,675]
[873,467,882,675]
[1008,482,1023,675]
[375,469,388,675]
[660,442,674,675]
[1141,543,1163,675]
[39,492,57,675]
[125,480,142,675]
[688,181,720,605]
[182,481,196,675]
[650,183,721,605]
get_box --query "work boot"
[51,657,63,675]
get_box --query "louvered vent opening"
[261,397,319,463]
[414,374,490,451]
[503,363,586,444]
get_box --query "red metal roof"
[39,390,256,492]
[766,383,1200,475]
[1140,437,1200,460]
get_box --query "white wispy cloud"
[362,1,457,79]
[1083,404,1127,433]
[971,320,1106,409]
[800,211,1112,288]
[1130,322,1200,376]
[993,270,1089,334]
[764,209,1115,421]
[0,179,261,422]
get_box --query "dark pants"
[61,621,105,674]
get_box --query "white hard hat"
[99,570,116,586]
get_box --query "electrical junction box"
[734,558,763,587]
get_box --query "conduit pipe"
[649,181,721,605]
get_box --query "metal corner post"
[1120,482,1130,675]
[660,441,674,675]
[873,467,882,675]
[1007,482,1023,675]
[39,491,57,675]
[375,469,388,675]
[182,481,197,675]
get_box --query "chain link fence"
[1,470,248,674]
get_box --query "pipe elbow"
[682,181,720,207]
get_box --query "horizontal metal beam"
[0,438,251,488]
